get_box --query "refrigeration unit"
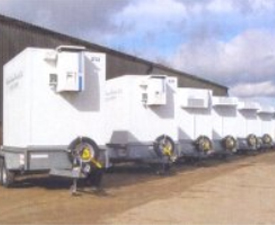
[177,88,213,159]
[236,100,260,151]
[257,106,274,149]
[0,46,107,187]
[105,75,178,170]
[211,96,239,154]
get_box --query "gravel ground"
[1,151,275,224]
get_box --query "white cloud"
[123,0,186,18]
[113,0,187,33]
[205,0,275,14]
[230,81,275,97]
[171,29,275,88]
[249,0,275,12]
[249,96,275,108]
[221,29,275,80]
[206,0,234,13]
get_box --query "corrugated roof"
[0,14,228,90]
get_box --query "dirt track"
[1,151,275,224]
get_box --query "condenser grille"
[187,98,205,108]
[214,97,237,105]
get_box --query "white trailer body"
[105,75,178,164]
[236,101,260,151]
[211,97,238,153]
[257,106,274,148]
[1,47,107,176]
[177,88,213,158]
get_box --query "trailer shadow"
[102,152,257,189]
[8,150,272,192]
[11,175,75,190]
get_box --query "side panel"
[178,109,195,140]
[106,75,178,144]
[105,77,131,144]
[212,108,223,139]
[259,114,273,137]
[243,111,258,135]
[222,107,238,137]
[30,51,107,146]
[129,76,178,142]
[212,106,238,138]
[193,109,212,138]
[177,88,212,140]
[3,49,31,147]
[236,110,247,138]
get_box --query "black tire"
[222,135,237,151]
[0,158,15,187]
[153,135,175,175]
[68,136,104,188]
[247,134,257,147]
[68,137,101,167]
[154,135,175,159]
[195,135,212,153]
[262,134,273,146]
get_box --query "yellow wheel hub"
[81,147,92,161]
[163,144,172,156]
[263,135,271,144]
[81,147,102,168]
[202,141,210,151]
[249,137,256,146]
[225,137,235,149]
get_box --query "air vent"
[187,98,206,108]
[258,106,274,114]
[238,101,260,110]
[212,97,238,106]
[179,88,211,109]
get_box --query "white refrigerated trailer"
[177,88,213,158]
[0,46,107,187]
[257,106,274,149]
[236,101,260,151]
[211,96,239,154]
[105,75,178,170]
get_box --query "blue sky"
[0,0,275,106]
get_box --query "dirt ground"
[1,151,275,224]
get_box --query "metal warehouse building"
[0,14,228,141]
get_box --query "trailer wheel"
[195,135,212,153]
[153,135,175,174]
[262,134,273,146]
[247,134,257,147]
[222,135,237,151]
[154,135,175,159]
[0,158,15,187]
[68,137,102,170]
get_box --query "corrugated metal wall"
[0,15,228,126]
